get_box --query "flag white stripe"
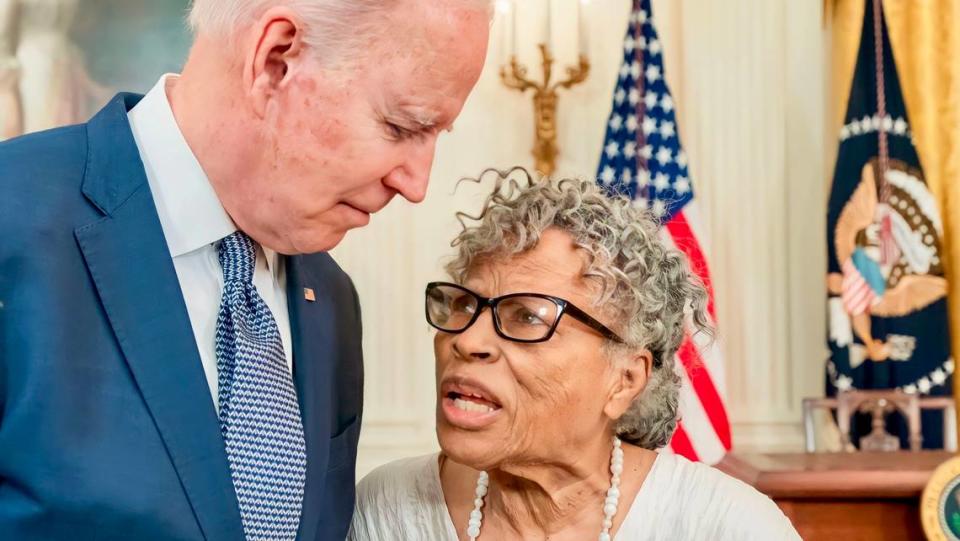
[689,327,727,400]
[680,202,712,257]
[677,369,727,464]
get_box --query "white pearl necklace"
[466,436,625,541]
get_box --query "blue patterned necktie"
[216,231,306,540]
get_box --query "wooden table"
[716,451,955,540]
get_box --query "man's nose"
[383,137,438,203]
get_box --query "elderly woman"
[350,169,799,540]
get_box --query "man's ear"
[603,349,653,421]
[243,7,305,118]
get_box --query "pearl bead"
[470,509,483,521]
[611,463,623,475]
[608,486,620,499]
[474,498,484,508]
[603,517,613,528]
[603,502,617,516]
[475,484,488,497]
[467,525,480,538]
[599,533,611,541]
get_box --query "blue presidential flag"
[826,0,952,448]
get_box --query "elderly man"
[0,0,489,539]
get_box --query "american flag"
[596,0,731,464]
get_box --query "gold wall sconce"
[498,0,591,177]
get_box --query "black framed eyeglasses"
[425,281,625,345]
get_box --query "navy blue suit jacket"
[0,94,364,540]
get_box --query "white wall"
[332,0,829,477]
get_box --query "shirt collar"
[128,74,280,273]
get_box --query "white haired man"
[0,1,489,539]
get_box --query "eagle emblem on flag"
[829,157,948,369]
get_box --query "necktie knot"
[218,231,257,285]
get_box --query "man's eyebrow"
[394,106,447,131]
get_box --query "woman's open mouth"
[439,378,503,429]
[447,391,500,413]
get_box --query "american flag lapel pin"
[303,288,316,302]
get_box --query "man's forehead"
[339,0,486,125]
[373,1,488,84]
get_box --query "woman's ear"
[604,349,653,420]
[243,6,305,118]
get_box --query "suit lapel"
[74,94,244,541]
[286,255,337,540]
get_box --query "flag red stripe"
[665,211,716,319]
[669,421,699,461]
[677,338,733,449]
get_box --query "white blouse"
[349,452,801,541]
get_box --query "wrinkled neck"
[483,438,615,536]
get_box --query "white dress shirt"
[128,74,294,411]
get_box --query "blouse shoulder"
[349,454,452,541]
[356,454,439,500]
[629,453,801,540]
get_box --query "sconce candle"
[545,0,552,48]
[496,0,515,60]
[511,0,518,56]
[578,0,589,56]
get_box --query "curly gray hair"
[445,167,712,449]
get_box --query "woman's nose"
[452,309,497,361]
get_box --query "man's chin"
[289,208,371,253]
[289,229,349,254]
